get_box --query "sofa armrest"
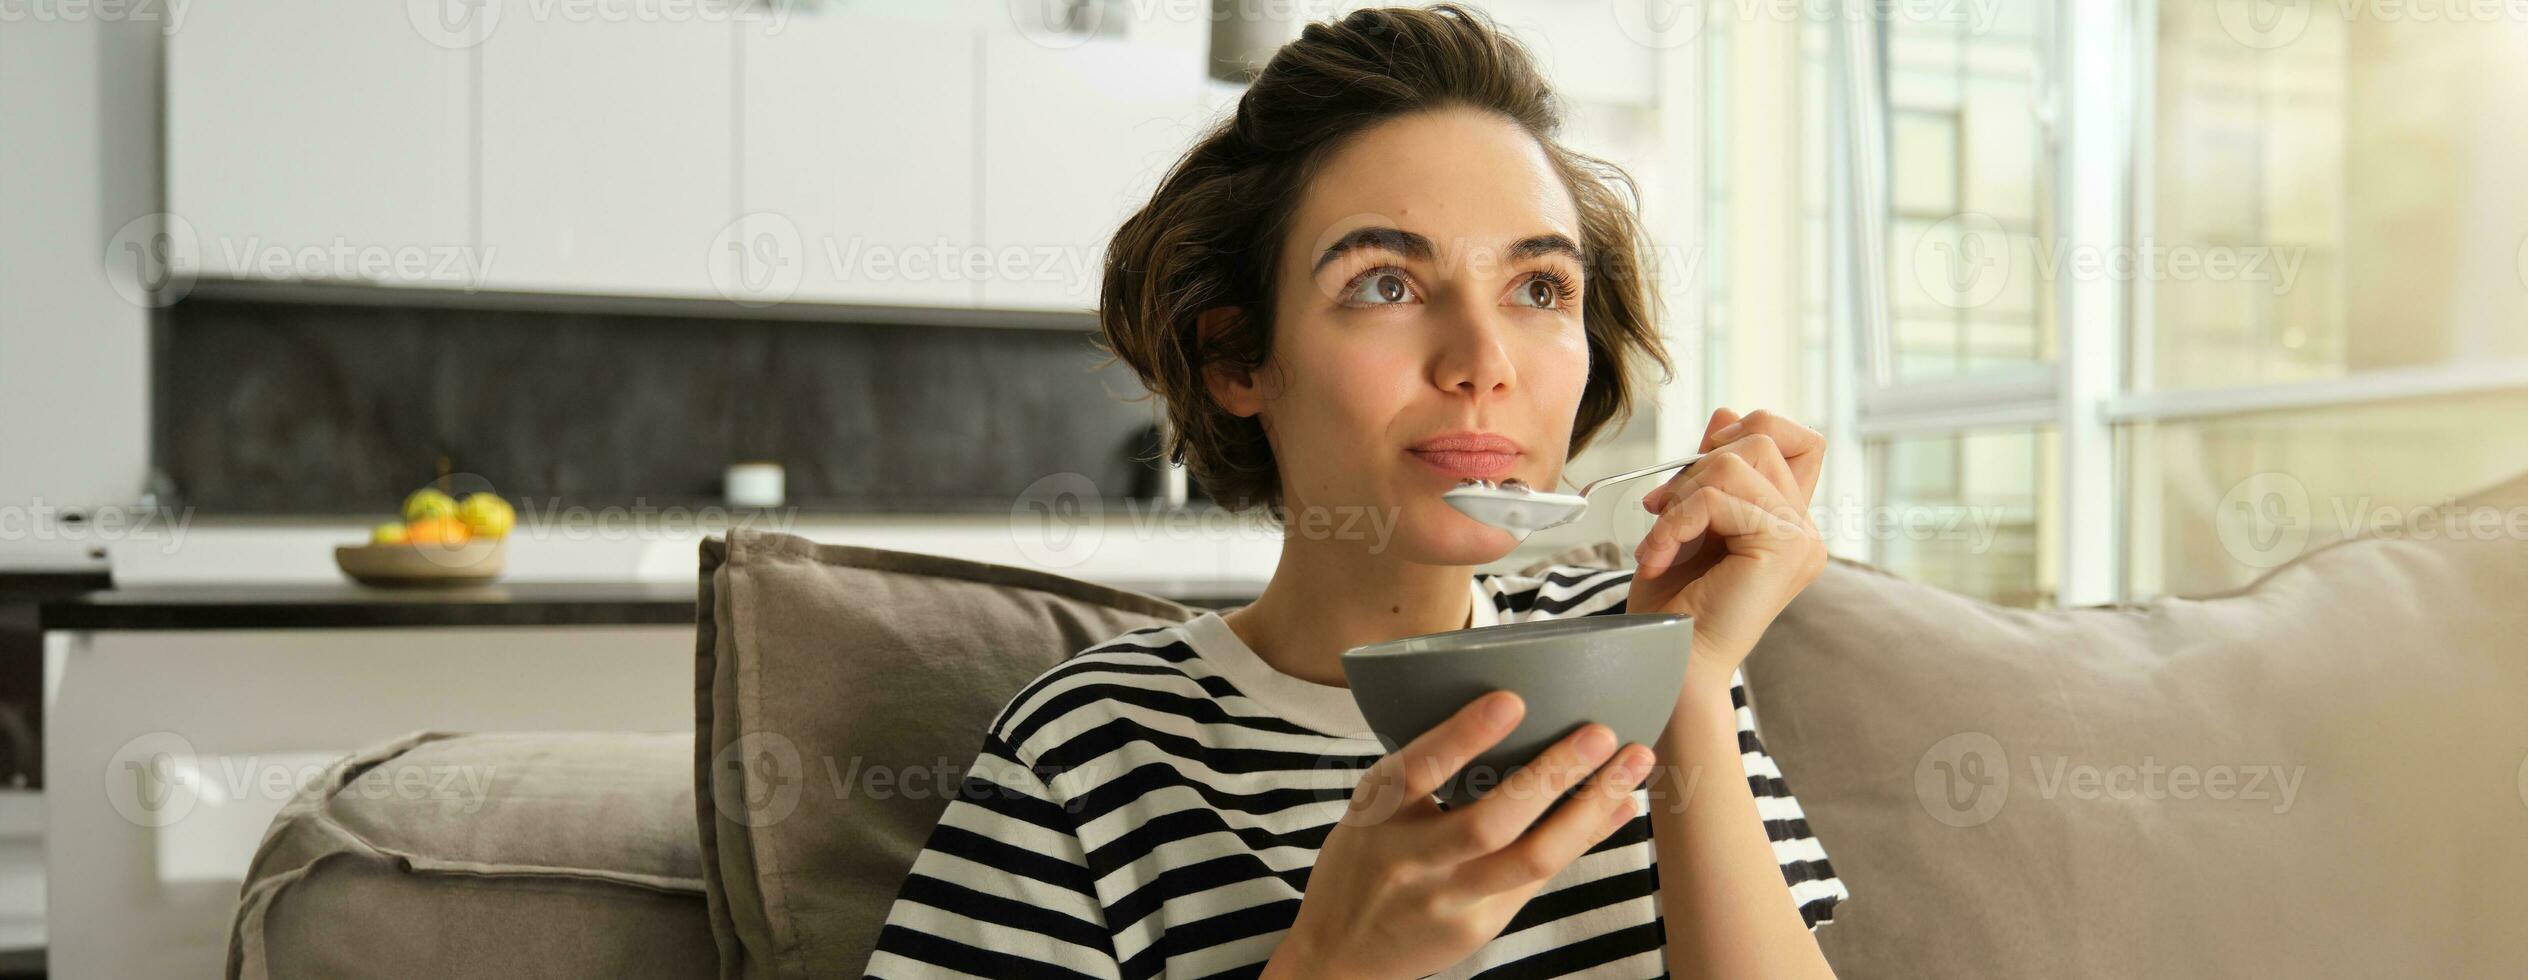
[228,730,713,980]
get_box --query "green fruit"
[402,488,458,523]
[371,522,409,545]
[458,492,515,539]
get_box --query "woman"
[869,6,1847,977]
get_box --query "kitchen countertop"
[34,576,1263,632]
[0,563,114,596]
[36,581,701,631]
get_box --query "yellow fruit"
[403,488,458,523]
[403,516,473,546]
[458,492,515,539]
[371,522,409,545]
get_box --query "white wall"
[0,12,164,956]
[0,13,161,534]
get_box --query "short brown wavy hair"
[1096,3,1674,514]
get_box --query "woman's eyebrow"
[1312,226,1433,273]
[1309,227,1587,274]
[1507,233,1584,268]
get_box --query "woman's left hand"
[1622,408,1830,677]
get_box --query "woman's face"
[1212,106,1594,566]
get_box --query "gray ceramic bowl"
[1341,613,1691,807]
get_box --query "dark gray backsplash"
[153,298,1179,513]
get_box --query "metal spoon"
[1441,452,1713,540]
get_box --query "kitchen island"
[38,575,1261,632]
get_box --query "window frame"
[1800,0,2528,606]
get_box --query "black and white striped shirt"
[867,565,1848,978]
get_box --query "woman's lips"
[1408,448,1523,479]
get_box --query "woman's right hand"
[1262,690,1656,980]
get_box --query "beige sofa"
[229,472,2528,978]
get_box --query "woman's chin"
[1388,507,1525,566]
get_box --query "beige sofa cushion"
[695,529,1196,979]
[1743,470,2528,978]
[229,730,712,980]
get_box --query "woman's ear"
[1198,307,1266,418]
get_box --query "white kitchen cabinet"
[978,34,1211,311]
[740,11,979,308]
[162,3,1237,313]
[165,0,473,283]
[479,13,737,298]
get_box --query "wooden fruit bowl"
[334,540,507,587]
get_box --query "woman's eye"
[1511,272,1575,310]
[1342,270,1416,306]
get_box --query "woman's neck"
[1221,525,1475,688]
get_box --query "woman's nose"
[1432,300,1518,397]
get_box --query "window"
[2121,0,2528,595]
[2147,1,2528,390]
[1709,0,2068,606]
[1884,4,2054,381]
[2122,388,2528,597]
[1869,427,2057,606]
[1706,0,2528,607]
